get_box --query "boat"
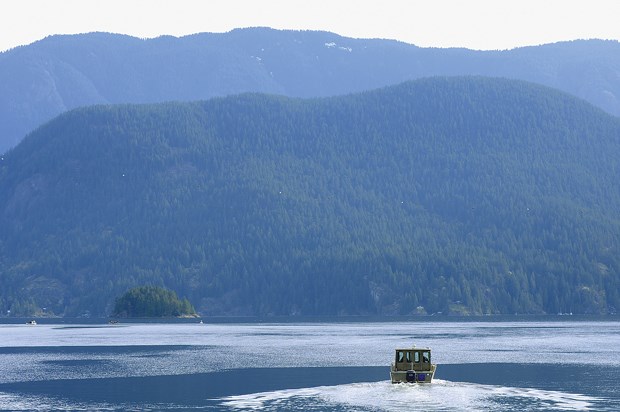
[390,346,436,383]
[26,320,37,325]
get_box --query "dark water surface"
[0,319,618,410]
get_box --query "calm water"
[0,319,618,411]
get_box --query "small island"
[111,286,197,318]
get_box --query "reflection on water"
[0,320,619,411]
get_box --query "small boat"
[26,320,37,325]
[390,346,436,383]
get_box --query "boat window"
[397,351,405,362]
[414,352,420,363]
[406,352,411,362]
[422,351,430,363]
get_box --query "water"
[0,319,618,410]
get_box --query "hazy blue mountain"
[1,28,619,152]
[1,77,619,317]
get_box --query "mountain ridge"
[1,27,619,152]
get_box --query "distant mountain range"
[1,27,619,153]
[1,77,619,317]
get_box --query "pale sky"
[1,0,620,53]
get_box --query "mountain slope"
[1,77,619,316]
[1,28,619,152]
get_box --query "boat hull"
[390,364,436,383]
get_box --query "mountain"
[1,77,619,317]
[1,28,620,153]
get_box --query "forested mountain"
[1,27,620,152]
[1,77,619,317]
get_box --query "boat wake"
[216,379,606,411]
[0,379,609,411]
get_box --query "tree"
[112,286,197,317]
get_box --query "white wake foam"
[217,379,605,411]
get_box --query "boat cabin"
[393,348,432,371]
[390,346,436,383]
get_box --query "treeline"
[0,77,619,317]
